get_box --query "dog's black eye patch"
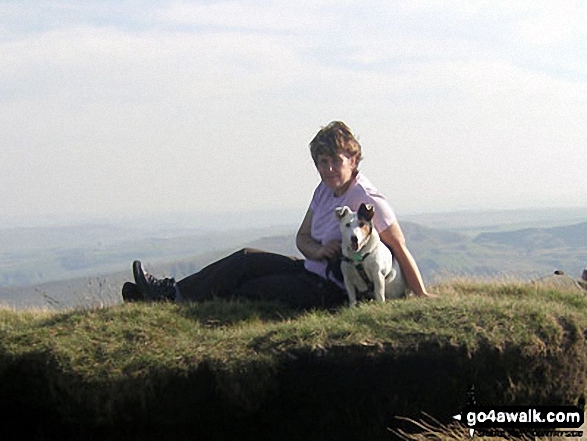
[358,221,365,227]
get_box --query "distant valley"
[1,208,586,310]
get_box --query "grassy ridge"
[1,280,586,440]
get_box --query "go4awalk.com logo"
[453,405,584,438]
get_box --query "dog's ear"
[358,203,375,221]
[335,206,350,219]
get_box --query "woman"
[123,121,431,308]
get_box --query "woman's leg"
[230,270,347,310]
[128,248,346,308]
[175,248,303,302]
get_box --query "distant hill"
[401,222,469,249]
[1,219,586,310]
[402,207,587,233]
[405,221,587,280]
[0,223,296,287]
[474,222,587,250]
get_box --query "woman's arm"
[379,222,433,298]
[296,208,341,261]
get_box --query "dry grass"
[1,277,586,439]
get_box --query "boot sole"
[122,282,144,302]
[133,260,155,301]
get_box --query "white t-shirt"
[304,172,397,286]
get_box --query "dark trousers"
[176,248,347,309]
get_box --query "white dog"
[335,203,406,307]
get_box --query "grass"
[391,413,586,441]
[1,278,587,440]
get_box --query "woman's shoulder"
[309,181,332,208]
[346,173,396,229]
[350,173,386,200]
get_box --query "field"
[1,278,586,440]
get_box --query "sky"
[1,0,586,227]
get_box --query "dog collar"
[343,252,370,263]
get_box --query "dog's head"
[335,203,375,254]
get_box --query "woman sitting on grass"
[123,121,432,308]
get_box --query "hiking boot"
[133,260,177,302]
[122,282,144,302]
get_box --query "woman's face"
[315,151,358,196]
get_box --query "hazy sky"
[1,1,586,225]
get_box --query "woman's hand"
[297,208,342,261]
[316,240,341,261]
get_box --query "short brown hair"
[309,121,363,166]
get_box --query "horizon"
[1,204,586,231]
[2,1,587,221]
